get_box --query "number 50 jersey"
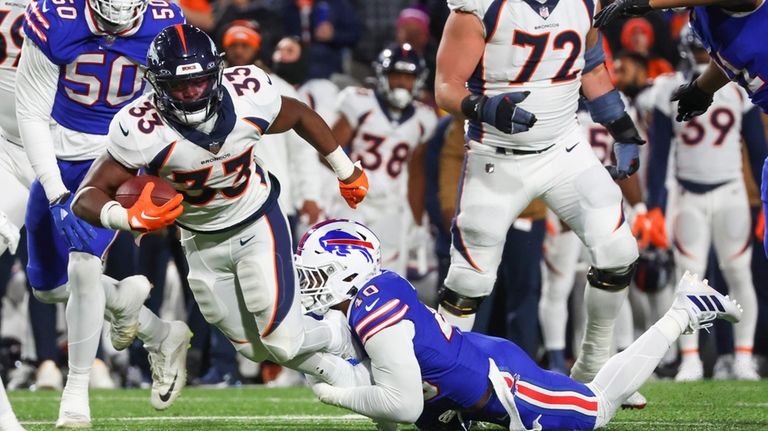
[108,65,282,233]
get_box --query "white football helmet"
[295,219,382,315]
[88,0,148,28]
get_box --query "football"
[115,175,177,208]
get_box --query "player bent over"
[298,220,743,431]
[73,25,369,386]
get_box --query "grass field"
[8,380,768,430]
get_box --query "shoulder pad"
[22,0,76,62]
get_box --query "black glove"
[593,0,653,28]
[671,80,714,122]
[461,92,537,135]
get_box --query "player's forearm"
[435,80,470,118]
[72,155,132,230]
[695,60,730,95]
[319,384,421,423]
[618,174,644,207]
[581,64,616,101]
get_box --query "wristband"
[100,201,131,231]
[325,146,355,180]
[460,94,486,122]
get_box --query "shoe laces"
[146,345,168,384]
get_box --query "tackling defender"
[73,25,369,387]
[297,219,743,430]
[16,0,191,426]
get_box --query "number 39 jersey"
[108,65,282,233]
[337,87,436,204]
[450,0,595,150]
[0,0,23,143]
[22,0,184,139]
[649,72,751,184]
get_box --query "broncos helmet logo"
[319,229,374,263]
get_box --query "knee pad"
[236,259,273,315]
[261,323,305,363]
[33,284,70,304]
[588,223,639,270]
[438,286,486,317]
[587,260,638,292]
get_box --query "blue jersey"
[690,5,768,112]
[22,0,184,134]
[348,272,598,430]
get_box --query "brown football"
[115,175,177,208]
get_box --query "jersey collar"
[375,92,416,125]
[165,91,237,153]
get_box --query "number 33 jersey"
[449,0,595,150]
[108,65,282,233]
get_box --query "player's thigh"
[672,188,710,274]
[542,145,636,269]
[25,181,69,291]
[711,181,752,268]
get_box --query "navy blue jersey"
[348,271,598,430]
[22,0,184,134]
[690,5,768,111]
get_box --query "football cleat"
[672,271,742,334]
[621,391,647,409]
[733,355,760,381]
[36,360,63,391]
[55,389,91,428]
[108,275,152,351]
[675,357,703,382]
[89,359,116,389]
[148,321,191,410]
[0,412,25,431]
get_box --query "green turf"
[8,380,768,430]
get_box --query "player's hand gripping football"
[338,163,368,209]
[632,207,668,250]
[671,80,714,122]
[50,191,96,251]
[126,182,184,232]
[474,91,537,134]
[593,0,653,28]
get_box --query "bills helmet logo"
[320,230,374,263]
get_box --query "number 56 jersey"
[108,65,283,233]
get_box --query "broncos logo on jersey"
[319,230,375,263]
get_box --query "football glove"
[461,91,537,134]
[756,209,764,241]
[593,0,654,28]
[632,207,668,250]
[126,182,184,232]
[50,191,97,251]
[339,164,369,209]
[671,80,713,122]
[607,143,641,180]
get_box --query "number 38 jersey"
[449,0,595,150]
[337,87,436,204]
[108,65,282,233]
[649,72,751,184]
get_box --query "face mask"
[273,56,308,85]
[387,88,413,110]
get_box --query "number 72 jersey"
[108,65,283,233]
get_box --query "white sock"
[572,284,629,381]
[137,307,170,347]
[66,252,105,378]
[614,299,634,351]
[437,305,475,331]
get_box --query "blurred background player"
[16,0,191,425]
[645,26,767,381]
[72,24,369,389]
[298,220,743,431]
[329,42,436,275]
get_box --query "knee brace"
[33,284,70,304]
[587,260,638,292]
[438,286,486,317]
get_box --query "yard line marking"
[21,414,370,425]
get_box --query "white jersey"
[0,0,24,144]
[298,78,340,126]
[337,87,437,204]
[450,0,593,150]
[650,72,752,184]
[109,65,281,233]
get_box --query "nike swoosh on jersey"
[365,298,380,312]
[566,143,579,152]
[240,235,255,246]
[159,373,178,402]
[119,123,129,136]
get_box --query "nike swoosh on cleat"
[119,123,129,136]
[565,143,579,152]
[239,235,255,246]
[159,372,178,403]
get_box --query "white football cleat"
[675,357,704,382]
[0,413,26,431]
[55,388,91,428]
[621,391,647,409]
[108,276,152,351]
[733,355,760,381]
[672,271,742,334]
[36,360,63,391]
[148,321,191,410]
[89,359,115,389]
[713,355,734,380]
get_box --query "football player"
[16,0,190,425]
[72,25,369,389]
[435,0,644,388]
[0,374,22,431]
[645,26,766,381]
[298,219,742,430]
[330,43,437,275]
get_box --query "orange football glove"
[338,166,369,209]
[756,209,765,241]
[632,207,668,250]
[126,182,184,232]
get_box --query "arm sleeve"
[646,108,673,211]
[740,107,768,188]
[15,38,67,202]
[318,321,424,424]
